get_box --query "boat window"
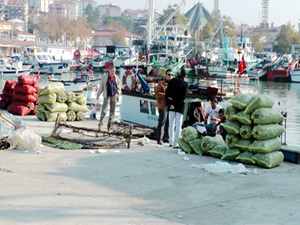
[140,100,149,114]
[0,60,3,65]
[37,55,43,60]
[150,102,158,116]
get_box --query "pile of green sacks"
[35,82,88,122]
[177,94,285,169]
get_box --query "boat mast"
[147,0,155,53]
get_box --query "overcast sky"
[96,0,300,28]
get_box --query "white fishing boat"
[0,58,32,77]
[24,52,69,74]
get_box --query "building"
[23,0,49,13]
[55,0,77,20]
[48,3,68,18]
[5,0,28,30]
[97,4,121,18]
[91,30,140,46]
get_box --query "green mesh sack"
[253,151,284,168]
[224,105,239,121]
[221,148,241,161]
[36,111,46,121]
[68,102,89,112]
[244,94,274,114]
[208,144,229,158]
[188,138,202,155]
[44,102,68,113]
[44,111,67,122]
[251,108,284,125]
[76,111,86,121]
[240,125,253,140]
[177,138,193,154]
[67,111,76,121]
[200,135,225,153]
[235,139,254,151]
[38,82,65,96]
[56,92,67,103]
[228,93,255,110]
[36,104,45,112]
[37,93,57,105]
[249,137,282,154]
[75,93,86,105]
[236,151,255,165]
[225,134,240,148]
[251,124,285,140]
[220,121,241,135]
[66,92,76,103]
[181,126,199,142]
[233,111,252,125]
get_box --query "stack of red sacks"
[7,75,40,116]
[0,80,18,109]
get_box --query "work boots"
[107,113,114,131]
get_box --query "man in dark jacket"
[165,68,188,148]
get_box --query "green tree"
[199,10,235,45]
[84,4,100,30]
[103,16,132,32]
[251,27,268,52]
[273,22,300,54]
[158,4,189,26]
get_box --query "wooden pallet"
[280,145,300,164]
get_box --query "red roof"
[93,30,141,38]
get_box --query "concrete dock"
[0,112,299,225]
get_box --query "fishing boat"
[24,52,69,75]
[0,58,32,77]
[265,54,297,81]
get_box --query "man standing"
[97,66,122,131]
[165,68,188,148]
[156,69,173,145]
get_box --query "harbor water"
[257,81,300,147]
[0,73,299,146]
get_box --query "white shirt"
[205,104,222,124]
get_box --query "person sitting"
[204,97,222,135]
[214,108,227,140]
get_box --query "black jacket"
[165,76,188,114]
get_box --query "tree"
[103,16,132,32]
[273,22,300,54]
[84,4,100,30]
[198,10,235,45]
[158,4,189,26]
[251,27,268,52]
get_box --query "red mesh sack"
[7,104,32,116]
[18,75,38,85]
[11,101,35,108]
[13,93,38,103]
[14,83,38,95]
[4,80,18,90]
[33,83,40,91]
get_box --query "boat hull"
[290,69,300,82]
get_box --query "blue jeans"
[157,107,168,142]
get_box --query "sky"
[96,0,300,28]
